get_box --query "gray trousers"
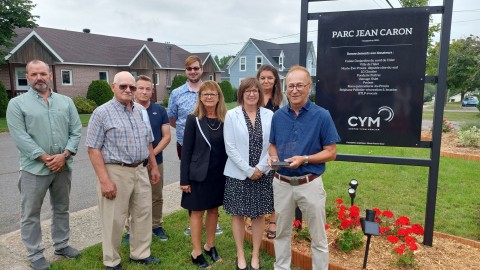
[18,170,72,262]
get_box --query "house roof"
[6,27,214,70]
[228,38,314,73]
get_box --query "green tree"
[170,74,187,93]
[398,0,440,46]
[0,81,8,117]
[0,0,38,62]
[214,55,234,70]
[86,80,113,106]
[219,80,234,103]
[427,36,480,100]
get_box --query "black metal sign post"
[299,0,453,246]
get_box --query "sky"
[31,0,480,57]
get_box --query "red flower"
[337,205,347,220]
[325,224,330,230]
[395,216,410,226]
[349,205,360,218]
[410,224,425,235]
[382,210,394,218]
[394,244,406,255]
[379,226,391,234]
[340,219,353,229]
[408,242,418,251]
[334,198,343,205]
[387,235,399,243]
[396,228,408,236]
[293,219,302,228]
[404,235,416,245]
[372,208,381,217]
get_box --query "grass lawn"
[51,147,480,269]
[52,209,280,270]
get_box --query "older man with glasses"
[268,65,340,270]
[86,71,161,270]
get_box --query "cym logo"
[348,106,394,128]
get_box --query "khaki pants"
[273,175,329,270]
[97,164,152,267]
[151,163,164,228]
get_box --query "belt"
[108,162,143,168]
[274,173,318,186]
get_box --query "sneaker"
[215,224,223,235]
[30,257,50,270]
[184,226,191,236]
[123,233,130,244]
[152,227,169,241]
[54,246,80,259]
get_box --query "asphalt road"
[0,127,180,235]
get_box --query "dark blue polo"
[146,103,169,164]
[269,100,340,177]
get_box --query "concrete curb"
[0,182,182,269]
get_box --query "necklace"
[206,117,221,131]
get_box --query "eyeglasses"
[118,84,137,91]
[202,93,218,98]
[245,89,259,95]
[287,83,310,91]
[186,67,201,71]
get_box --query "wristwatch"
[63,152,71,159]
[304,155,309,164]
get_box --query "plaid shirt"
[86,99,153,164]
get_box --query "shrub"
[457,126,480,147]
[424,83,436,103]
[73,96,97,114]
[219,80,234,103]
[232,87,238,102]
[163,95,169,107]
[309,93,316,103]
[0,81,8,117]
[86,80,113,106]
[170,75,187,92]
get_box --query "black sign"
[316,8,430,147]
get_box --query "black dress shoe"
[191,253,210,268]
[105,264,122,270]
[130,255,160,265]
[250,257,260,270]
[204,246,221,262]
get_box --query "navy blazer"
[180,114,213,185]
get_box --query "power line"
[454,9,480,12]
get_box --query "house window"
[256,56,263,71]
[209,75,214,80]
[154,73,160,85]
[99,71,109,82]
[279,56,284,71]
[61,70,72,85]
[15,67,28,90]
[239,57,246,71]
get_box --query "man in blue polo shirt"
[132,75,171,241]
[268,65,340,270]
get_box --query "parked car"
[462,96,479,107]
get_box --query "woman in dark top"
[256,65,288,240]
[180,80,228,269]
[223,78,274,270]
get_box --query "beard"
[32,80,49,93]
[188,77,200,83]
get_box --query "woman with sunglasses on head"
[180,80,228,269]
[256,65,288,240]
[223,78,274,270]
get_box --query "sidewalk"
[0,182,182,270]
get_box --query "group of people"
[6,56,340,270]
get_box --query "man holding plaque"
[268,65,340,270]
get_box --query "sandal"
[266,222,276,239]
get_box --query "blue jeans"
[18,170,72,262]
